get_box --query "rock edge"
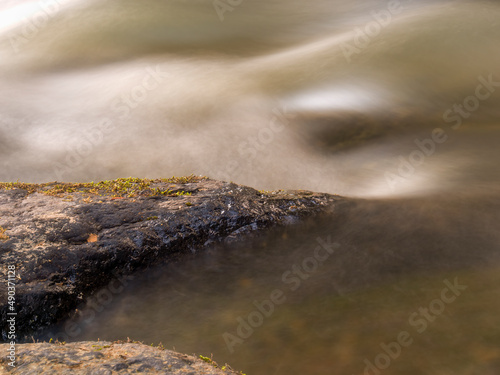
[0,340,243,374]
[0,177,345,340]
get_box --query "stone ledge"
[0,341,244,374]
[0,177,347,340]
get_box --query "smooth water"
[47,193,500,374]
[1,0,499,197]
[3,0,500,373]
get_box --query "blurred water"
[0,0,499,197]
[3,0,500,373]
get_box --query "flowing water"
[2,0,500,373]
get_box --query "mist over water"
[4,0,500,374]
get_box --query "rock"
[0,341,243,374]
[0,177,344,340]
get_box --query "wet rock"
[0,178,343,340]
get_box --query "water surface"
[2,1,500,373]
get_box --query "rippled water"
[3,0,500,373]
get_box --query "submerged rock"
[0,177,344,341]
[0,340,243,374]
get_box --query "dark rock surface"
[0,341,243,374]
[0,177,344,341]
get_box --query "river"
[2,0,500,373]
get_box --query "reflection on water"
[45,192,500,375]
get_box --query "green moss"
[165,175,201,184]
[198,354,242,373]
[0,175,205,198]
[199,355,217,367]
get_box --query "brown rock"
[0,341,243,374]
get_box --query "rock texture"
[0,341,243,374]
[0,177,343,341]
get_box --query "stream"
[1,0,500,373]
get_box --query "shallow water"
[43,192,500,374]
[3,0,500,373]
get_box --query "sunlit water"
[1,0,499,197]
[2,0,500,373]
